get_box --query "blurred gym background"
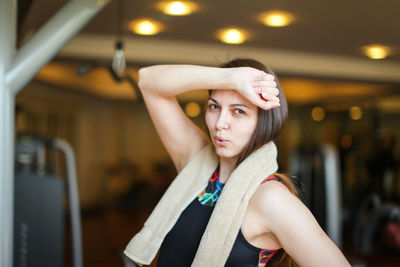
[4,0,400,266]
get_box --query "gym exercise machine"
[14,134,82,267]
[289,143,342,248]
[0,1,108,266]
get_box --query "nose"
[216,110,230,130]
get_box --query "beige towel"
[124,141,278,266]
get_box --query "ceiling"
[19,0,400,61]
[16,0,400,106]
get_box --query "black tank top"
[157,168,280,266]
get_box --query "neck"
[218,156,237,183]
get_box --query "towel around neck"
[124,141,278,266]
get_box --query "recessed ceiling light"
[217,28,248,44]
[129,19,163,35]
[260,11,294,27]
[362,44,390,59]
[158,1,197,16]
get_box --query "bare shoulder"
[250,179,307,227]
[252,179,296,210]
[250,179,351,266]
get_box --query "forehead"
[209,90,254,107]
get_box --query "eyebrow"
[208,97,249,108]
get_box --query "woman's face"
[205,90,258,162]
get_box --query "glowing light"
[159,1,197,16]
[362,44,390,59]
[185,102,201,117]
[260,11,294,27]
[311,107,325,121]
[129,19,163,35]
[218,28,248,44]
[350,106,362,120]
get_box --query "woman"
[124,59,350,267]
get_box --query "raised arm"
[137,65,280,171]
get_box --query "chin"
[213,146,239,160]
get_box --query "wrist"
[223,67,241,92]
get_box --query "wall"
[16,81,171,208]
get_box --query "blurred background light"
[350,106,362,120]
[158,1,197,16]
[217,28,248,44]
[260,10,294,27]
[341,134,353,148]
[362,44,391,59]
[185,102,201,117]
[311,106,325,121]
[129,19,163,35]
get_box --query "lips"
[214,136,228,146]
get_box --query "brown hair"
[220,58,299,267]
[219,58,288,165]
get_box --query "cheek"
[235,117,258,142]
[205,111,214,131]
[237,127,255,143]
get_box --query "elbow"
[138,65,168,97]
[137,67,150,92]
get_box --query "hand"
[233,67,280,110]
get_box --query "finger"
[260,87,279,96]
[261,73,275,81]
[253,84,278,94]
[254,86,262,93]
[265,101,281,109]
[261,91,280,102]
[255,81,277,88]
[253,86,279,96]
[254,99,280,110]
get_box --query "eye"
[233,108,245,115]
[208,103,220,110]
